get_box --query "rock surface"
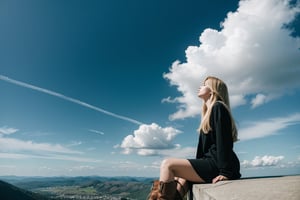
[189,175,300,200]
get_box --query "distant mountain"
[0,180,48,200]
[1,176,155,200]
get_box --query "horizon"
[1,173,300,179]
[1,0,300,178]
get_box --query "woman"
[147,76,241,200]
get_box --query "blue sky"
[0,0,300,178]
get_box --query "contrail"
[0,75,143,125]
[89,129,105,135]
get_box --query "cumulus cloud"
[163,0,300,120]
[239,113,300,141]
[119,123,182,156]
[241,155,284,168]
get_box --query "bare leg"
[160,158,205,183]
[146,158,203,200]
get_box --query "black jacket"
[196,101,241,179]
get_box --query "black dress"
[188,101,241,183]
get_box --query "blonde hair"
[199,76,238,142]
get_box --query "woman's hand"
[212,175,228,183]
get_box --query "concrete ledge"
[189,175,300,200]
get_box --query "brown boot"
[147,180,182,200]
[158,181,177,200]
[147,180,160,200]
[175,190,183,200]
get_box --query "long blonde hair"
[199,76,238,142]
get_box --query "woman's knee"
[160,158,175,171]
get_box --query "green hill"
[1,176,154,200]
[0,180,48,200]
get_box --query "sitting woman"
[147,76,241,200]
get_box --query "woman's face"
[198,80,211,100]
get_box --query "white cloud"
[119,123,182,155]
[238,113,300,141]
[241,155,284,168]
[137,146,196,158]
[0,126,103,163]
[136,149,160,156]
[251,94,267,108]
[0,137,82,154]
[0,126,18,135]
[163,0,300,120]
